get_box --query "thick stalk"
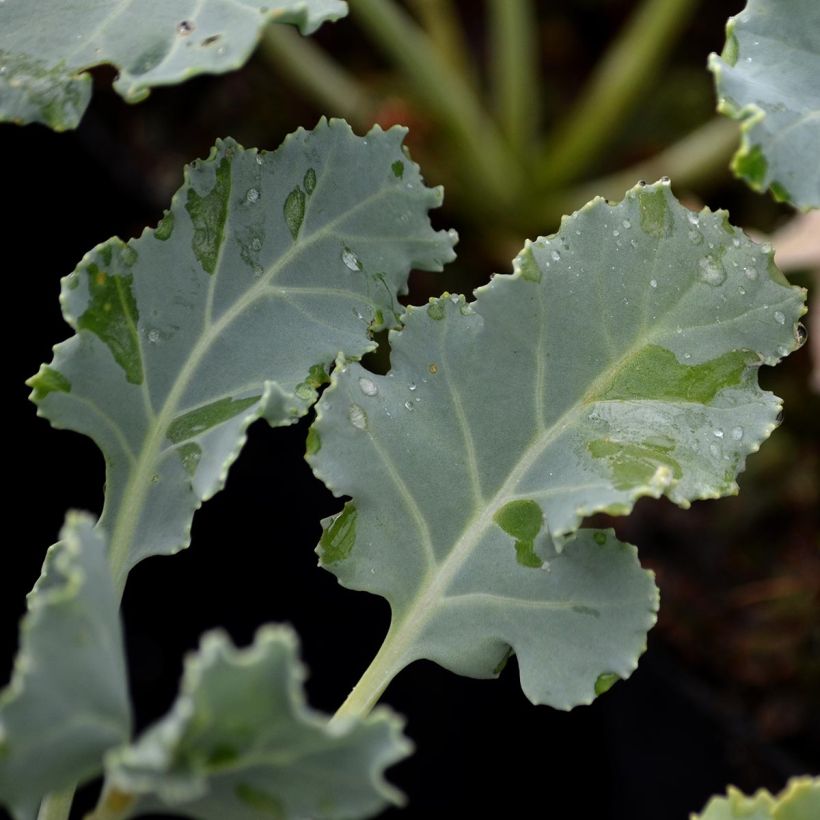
[349,0,521,204]
[408,0,474,87]
[331,621,409,724]
[488,0,539,156]
[259,24,375,129]
[539,0,699,187]
[37,786,75,820]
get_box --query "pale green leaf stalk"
[0,514,130,820]
[709,0,820,210]
[693,777,820,820]
[0,0,348,130]
[28,120,456,594]
[92,627,410,820]
[309,181,806,715]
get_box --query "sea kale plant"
[0,1,818,819]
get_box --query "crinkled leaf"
[308,181,805,709]
[709,0,820,209]
[95,626,410,820]
[0,0,347,130]
[28,120,456,588]
[0,513,130,820]
[693,777,820,820]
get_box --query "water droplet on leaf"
[774,310,785,325]
[342,247,361,270]
[349,404,367,430]
[358,377,378,397]
[246,188,260,204]
[698,257,726,286]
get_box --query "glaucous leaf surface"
[693,777,820,820]
[309,181,806,709]
[28,121,456,588]
[0,514,130,820]
[95,627,410,820]
[0,0,347,130]
[709,0,820,209]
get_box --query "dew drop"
[738,286,747,296]
[342,247,361,270]
[630,238,638,248]
[147,329,160,343]
[777,344,790,357]
[650,279,658,289]
[255,154,264,166]
[551,250,561,262]
[251,238,262,251]
[688,229,703,245]
[612,229,620,237]
[698,257,726,286]
[403,400,414,411]
[622,219,631,229]
[358,377,378,397]
[687,211,699,225]
[713,428,724,439]
[246,187,260,204]
[349,404,367,430]
[684,353,692,360]
[732,426,744,441]
[732,238,740,247]
[774,310,785,325]
[408,382,417,392]
[177,20,195,35]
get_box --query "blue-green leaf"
[709,0,820,209]
[693,777,820,820]
[308,181,806,709]
[94,627,410,820]
[0,0,348,130]
[28,120,456,589]
[0,514,130,820]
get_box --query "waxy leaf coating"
[0,514,130,820]
[693,777,820,820]
[96,627,410,820]
[0,0,348,130]
[309,181,805,709]
[29,121,456,588]
[709,0,820,209]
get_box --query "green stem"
[331,622,408,724]
[408,0,475,88]
[539,0,699,187]
[349,0,521,204]
[488,0,539,156]
[259,24,375,130]
[37,786,75,820]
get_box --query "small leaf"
[30,121,456,587]
[0,514,130,820]
[96,627,411,820]
[692,777,820,820]
[709,0,820,209]
[0,0,348,130]
[308,181,805,708]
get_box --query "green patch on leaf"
[186,155,232,274]
[391,161,404,178]
[27,365,71,401]
[284,186,307,239]
[427,300,446,320]
[306,427,322,456]
[77,263,143,385]
[516,247,542,283]
[594,672,620,696]
[167,396,260,444]
[154,210,175,241]
[234,783,285,817]
[733,144,768,188]
[494,500,544,568]
[599,346,750,405]
[320,503,358,564]
[638,186,671,237]
[588,439,683,490]
[177,443,202,476]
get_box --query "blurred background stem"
[538,0,700,188]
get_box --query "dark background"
[2,1,818,817]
